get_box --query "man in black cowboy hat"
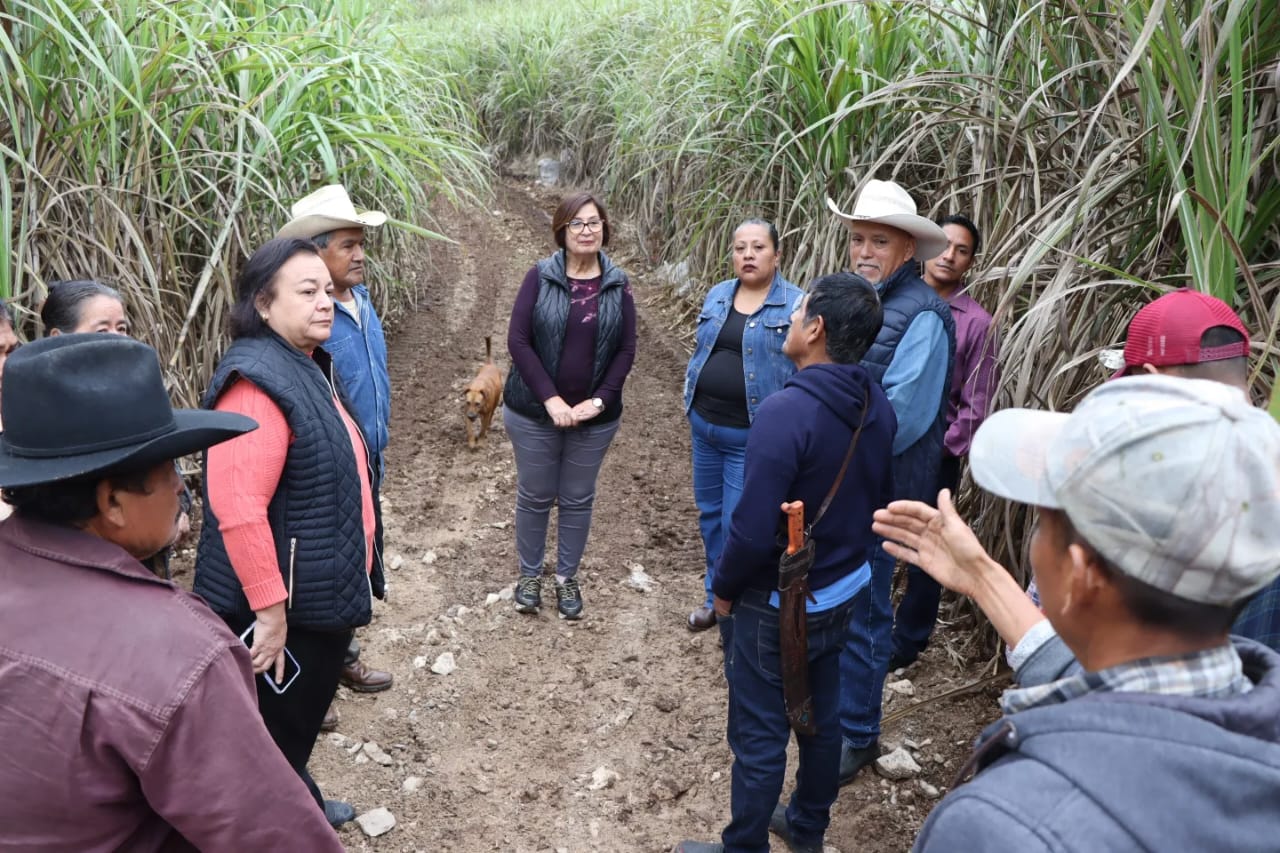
[0,335,344,850]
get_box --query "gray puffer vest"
[193,334,373,632]
[503,250,628,423]
[861,264,956,502]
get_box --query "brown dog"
[463,336,503,449]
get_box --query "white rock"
[485,593,501,606]
[711,771,723,782]
[886,679,916,697]
[431,652,456,675]
[402,776,425,793]
[389,553,405,571]
[426,628,442,644]
[626,564,655,593]
[455,605,470,619]
[423,550,438,564]
[355,807,396,837]
[413,656,428,669]
[875,747,923,780]
[919,780,941,799]
[498,585,515,601]
[587,766,619,791]
[362,741,394,766]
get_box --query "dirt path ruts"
[310,175,998,853]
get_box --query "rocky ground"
[179,173,1003,852]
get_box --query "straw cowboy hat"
[825,179,949,261]
[0,335,254,488]
[276,184,388,240]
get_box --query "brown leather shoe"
[320,704,339,732]
[340,659,393,693]
[687,605,716,633]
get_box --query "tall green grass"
[1,0,489,404]
[418,0,1280,647]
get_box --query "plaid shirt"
[1001,642,1252,715]
[1233,576,1280,653]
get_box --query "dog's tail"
[484,335,492,363]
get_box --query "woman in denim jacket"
[683,219,804,631]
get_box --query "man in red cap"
[1111,287,1250,387]
[1024,288,1276,657]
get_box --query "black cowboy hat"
[0,334,255,488]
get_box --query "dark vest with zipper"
[503,250,628,423]
[193,334,373,632]
[860,264,956,503]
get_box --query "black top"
[692,308,750,428]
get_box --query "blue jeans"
[838,543,894,748]
[889,454,959,662]
[720,590,853,853]
[690,410,750,608]
[504,406,621,578]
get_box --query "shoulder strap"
[806,381,871,535]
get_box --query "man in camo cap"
[873,375,1280,852]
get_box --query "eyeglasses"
[567,218,604,234]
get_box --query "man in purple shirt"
[0,335,344,851]
[890,214,999,670]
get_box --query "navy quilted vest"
[503,250,627,422]
[193,334,372,631]
[861,265,957,502]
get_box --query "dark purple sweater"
[507,265,637,417]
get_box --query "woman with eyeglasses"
[502,191,637,621]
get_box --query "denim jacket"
[324,284,391,460]
[683,271,804,423]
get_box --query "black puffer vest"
[193,334,373,632]
[503,250,628,423]
[861,264,956,503]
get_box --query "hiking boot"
[556,577,583,620]
[514,576,542,613]
[838,740,880,787]
[769,803,824,853]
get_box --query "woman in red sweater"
[193,238,376,829]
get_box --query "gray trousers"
[503,405,621,579]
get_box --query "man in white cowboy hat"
[872,376,1280,851]
[278,184,395,716]
[0,334,344,850]
[824,179,956,783]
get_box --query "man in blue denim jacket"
[682,220,806,632]
[279,184,394,707]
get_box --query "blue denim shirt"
[683,271,804,423]
[325,284,391,460]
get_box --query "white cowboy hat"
[825,179,948,261]
[276,184,388,240]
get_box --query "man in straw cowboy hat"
[279,184,395,716]
[0,334,343,850]
[824,179,956,783]
[872,375,1280,851]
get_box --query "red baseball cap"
[1114,289,1250,378]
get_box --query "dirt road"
[308,176,1000,852]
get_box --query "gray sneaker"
[556,577,583,620]
[514,576,542,613]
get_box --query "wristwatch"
[590,397,604,410]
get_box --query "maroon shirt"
[507,265,637,412]
[944,289,999,457]
[0,515,343,852]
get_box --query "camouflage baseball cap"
[969,375,1280,605]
